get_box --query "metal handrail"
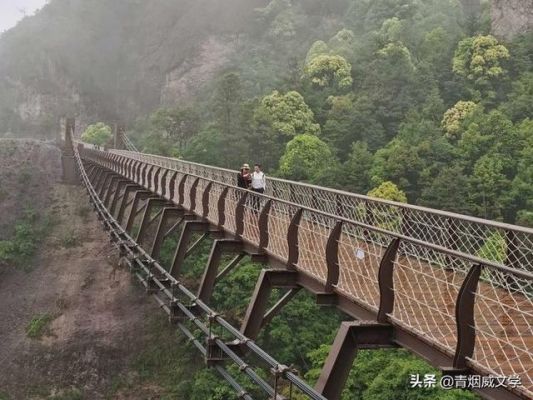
[110,149,533,235]
[102,149,533,279]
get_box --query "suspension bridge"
[59,119,532,400]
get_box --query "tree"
[303,54,353,89]
[278,134,335,181]
[477,232,506,264]
[363,41,419,136]
[453,35,510,82]
[441,100,478,139]
[322,95,385,158]
[254,90,320,137]
[367,181,407,203]
[328,28,356,61]
[452,35,510,99]
[419,165,472,214]
[369,127,430,202]
[499,72,533,122]
[510,121,533,225]
[469,154,511,220]
[305,40,329,64]
[212,72,243,136]
[80,122,112,146]
[149,107,200,152]
[343,141,373,194]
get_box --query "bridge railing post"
[287,208,303,269]
[452,263,482,371]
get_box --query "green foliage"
[278,134,335,181]
[368,181,407,203]
[80,122,112,146]
[453,35,510,81]
[477,232,506,264]
[26,313,53,339]
[469,153,511,220]
[305,40,329,63]
[500,71,533,122]
[342,141,373,194]
[255,90,320,137]
[441,100,478,139]
[304,54,353,88]
[0,209,48,268]
[49,389,83,400]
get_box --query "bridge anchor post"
[61,118,79,185]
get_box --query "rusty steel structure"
[66,120,533,400]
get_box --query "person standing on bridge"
[237,163,251,189]
[251,164,266,194]
[250,164,266,212]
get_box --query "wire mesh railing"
[108,149,533,277]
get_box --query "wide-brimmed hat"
[242,163,250,169]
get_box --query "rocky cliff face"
[161,36,237,105]
[0,0,267,138]
[491,0,533,40]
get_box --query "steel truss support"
[125,190,156,233]
[136,198,169,245]
[150,207,184,259]
[240,270,300,340]
[116,184,142,223]
[109,180,137,216]
[169,220,210,278]
[197,239,243,304]
[315,321,396,400]
[104,177,129,208]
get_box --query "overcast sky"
[0,0,48,33]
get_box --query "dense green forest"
[0,0,531,225]
[128,0,531,226]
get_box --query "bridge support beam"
[116,184,142,223]
[104,177,128,208]
[109,180,134,215]
[169,220,211,278]
[315,321,396,400]
[125,190,155,233]
[197,240,243,304]
[136,198,169,245]
[150,207,184,259]
[240,270,300,340]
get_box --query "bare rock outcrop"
[491,0,533,40]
